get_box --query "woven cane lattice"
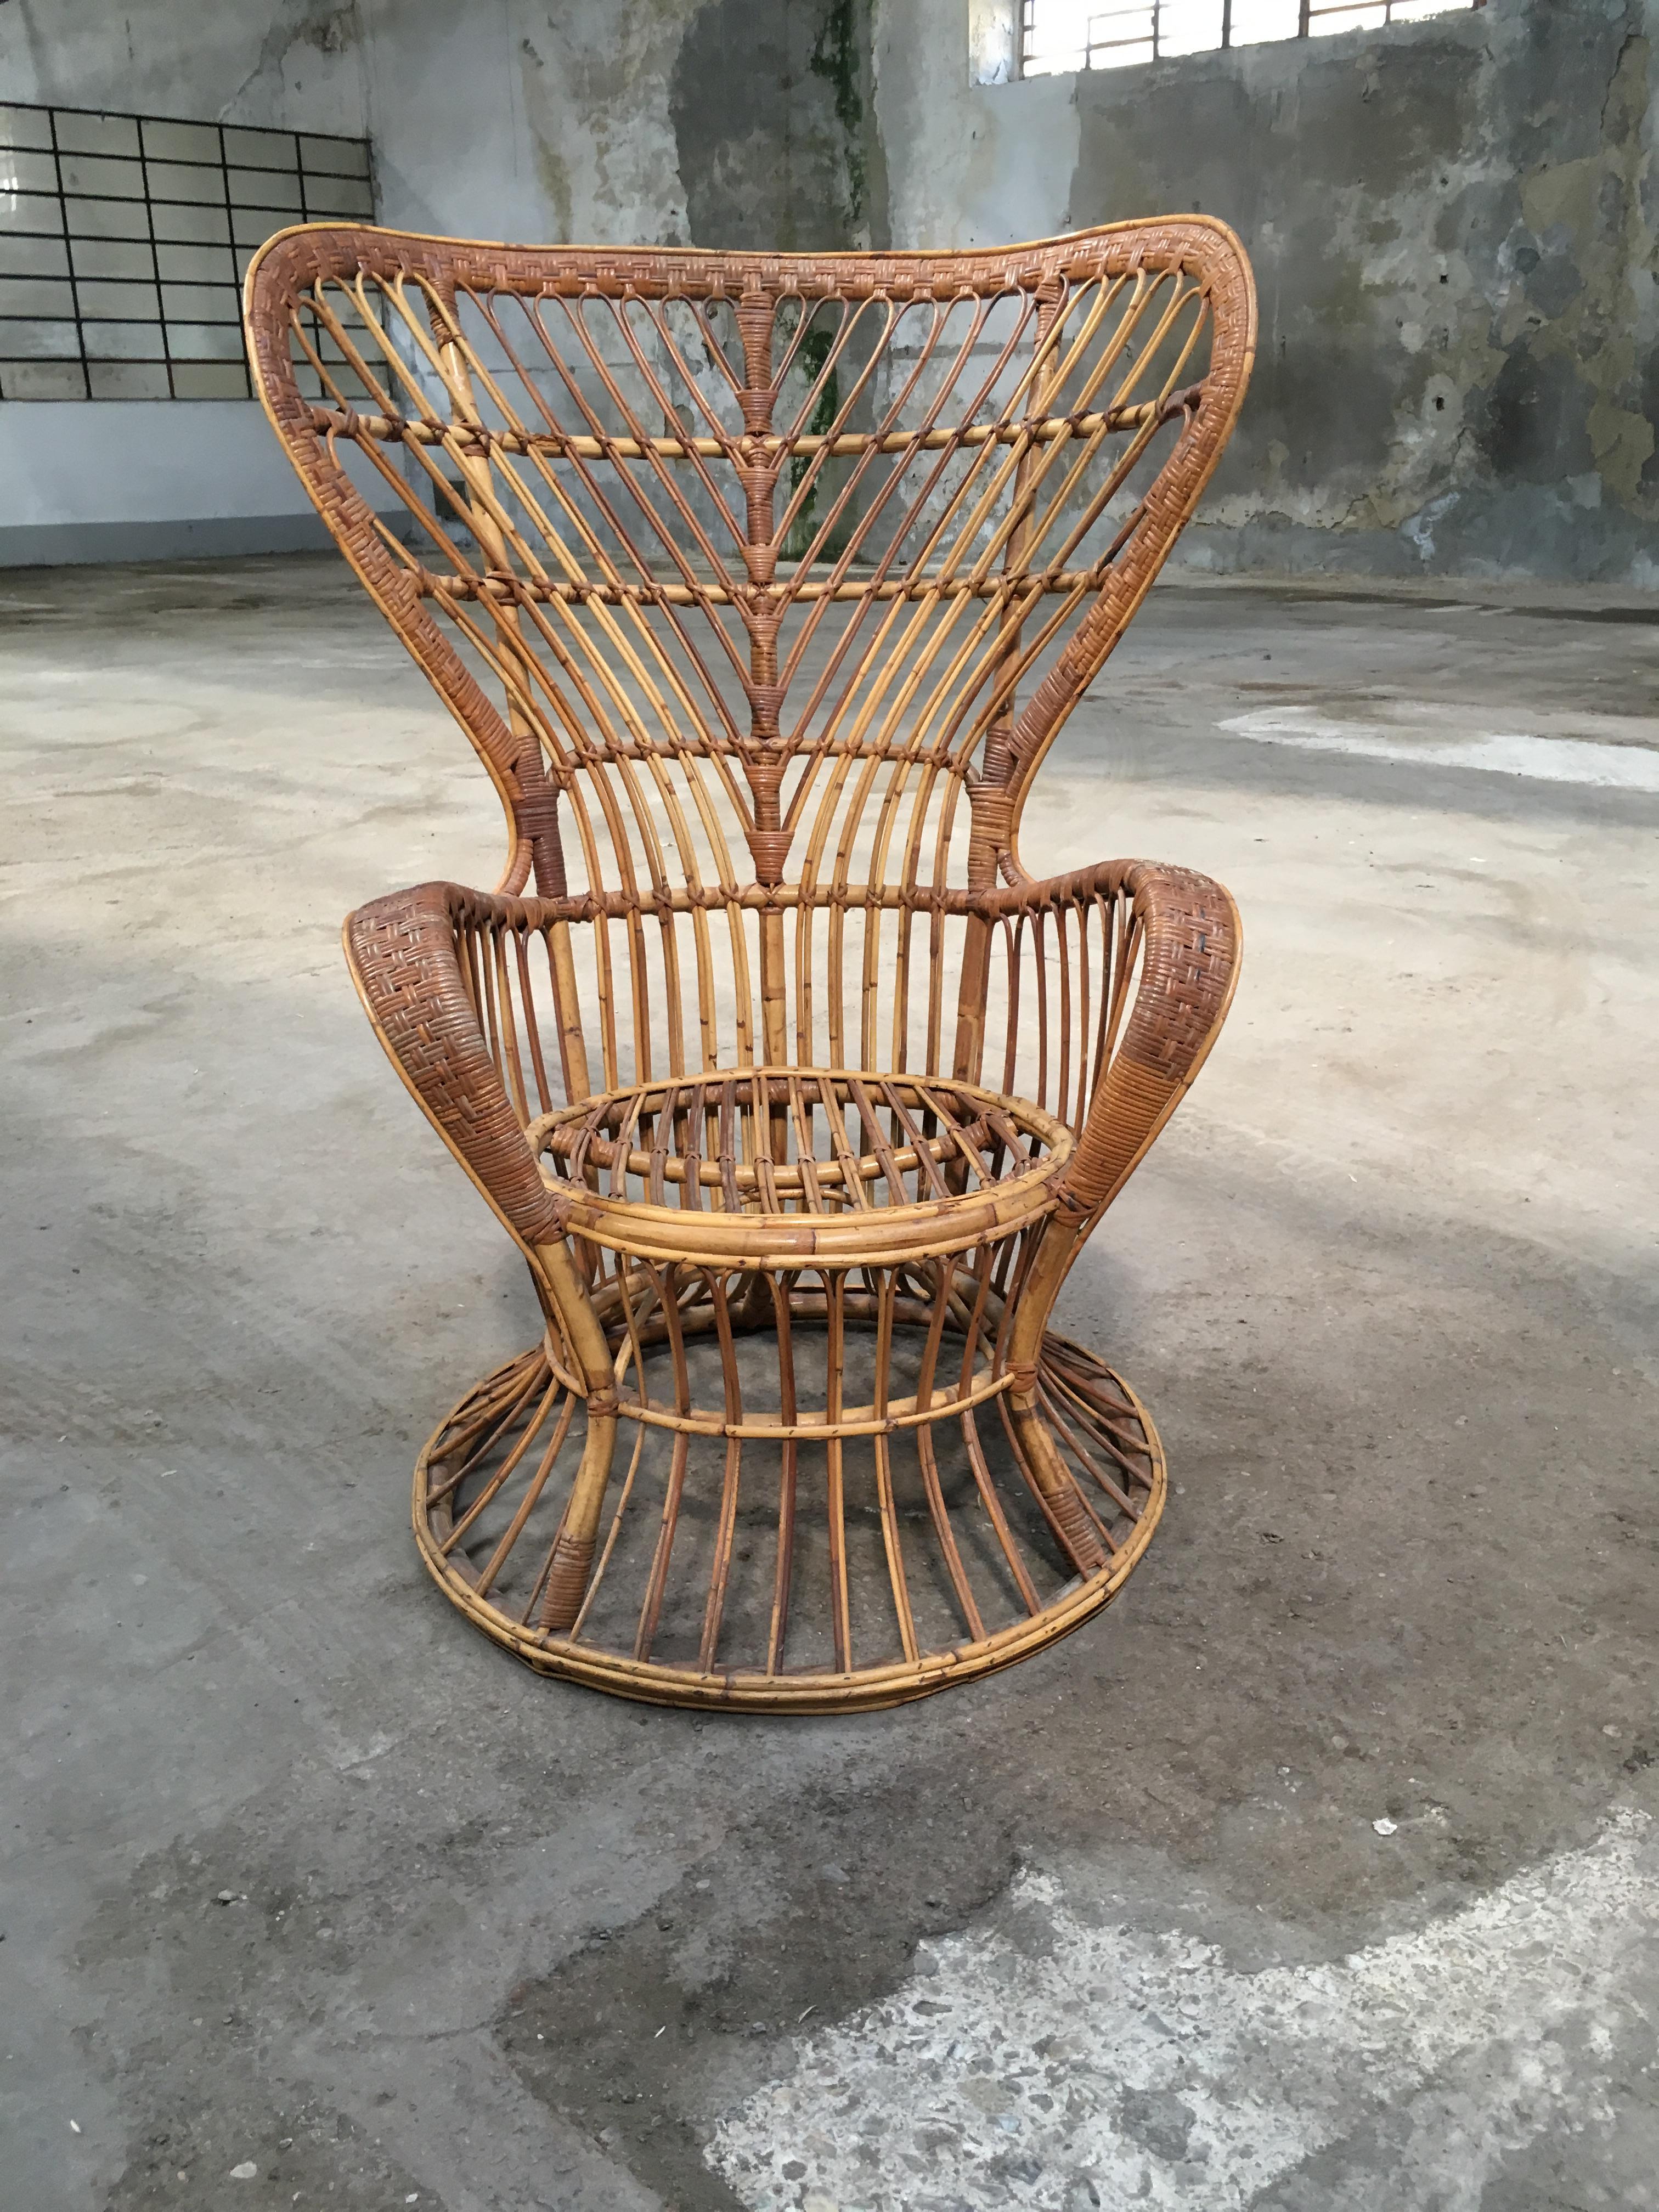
[248,220,1254,1709]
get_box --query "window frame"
[0,99,374,402]
[1019,0,1487,80]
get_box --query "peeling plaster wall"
[0,0,881,256]
[670,0,887,254]
[0,1,698,561]
[0,0,882,561]
[5,0,1647,582]
[0,0,380,562]
[876,0,1659,586]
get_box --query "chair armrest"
[990,859,1241,1220]
[343,881,567,1249]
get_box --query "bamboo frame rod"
[307,390,1192,463]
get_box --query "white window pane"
[145,159,225,206]
[1,235,71,278]
[2,149,59,194]
[88,359,170,398]
[7,318,86,357]
[222,126,294,168]
[1387,0,1468,18]
[300,134,369,179]
[229,166,302,212]
[151,202,232,246]
[0,274,74,315]
[1227,0,1302,43]
[167,320,246,360]
[1308,2,1389,31]
[55,112,139,159]
[1158,0,1227,55]
[1091,38,1154,72]
[233,205,291,248]
[71,238,152,280]
[82,318,165,360]
[0,195,61,241]
[76,278,160,319]
[1088,2,1156,47]
[0,105,55,153]
[58,153,144,200]
[161,281,239,321]
[65,196,149,241]
[1024,0,1091,72]
[142,119,219,165]
[171,359,248,398]
[155,241,236,283]
[2,357,86,397]
[302,175,374,218]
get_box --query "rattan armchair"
[245,217,1254,1711]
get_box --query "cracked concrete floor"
[2,557,1656,2212]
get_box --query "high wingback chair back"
[246,221,1255,1712]
[248,221,1251,1095]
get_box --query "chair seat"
[527,1068,1074,1267]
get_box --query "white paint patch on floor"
[1218,706,1659,791]
[707,1809,1657,2211]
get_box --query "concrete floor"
[3,556,1656,2212]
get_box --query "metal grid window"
[1022,0,1485,76]
[0,101,374,400]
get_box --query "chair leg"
[1001,1215,1109,1575]
[1005,1397,1108,1574]
[533,1235,620,1633]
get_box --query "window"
[1021,0,1485,76]
[0,101,374,400]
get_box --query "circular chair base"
[411,1317,1166,1714]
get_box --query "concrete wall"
[0,0,884,253]
[0,404,350,566]
[0,1,376,562]
[0,0,882,562]
[3,0,1654,582]
[878,0,1659,585]
[0,399,417,564]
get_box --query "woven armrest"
[343,882,566,1249]
[991,859,1240,1220]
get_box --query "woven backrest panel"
[247,222,1252,1093]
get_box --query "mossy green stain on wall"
[785,323,841,558]
[670,0,888,251]
[809,0,868,228]
[666,0,1657,580]
[1510,31,1655,507]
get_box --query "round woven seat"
[527,1068,1074,1266]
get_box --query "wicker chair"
[245,217,1254,1712]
